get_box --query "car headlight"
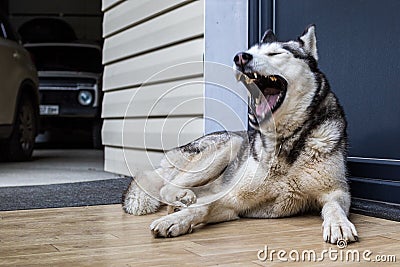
[78,90,93,106]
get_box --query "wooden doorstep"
[0,205,399,266]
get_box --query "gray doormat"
[351,198,400,222]
[0,177,132,211]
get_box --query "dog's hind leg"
[320,190,358,244]
[122,139,238,216]
[159,134,243,209]
[123,132,244,215]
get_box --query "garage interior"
[0,0,127,210]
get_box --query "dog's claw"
[175,189,197,206]
[151,229,159,237]
[322,218,358,244]
[174,207,181,212]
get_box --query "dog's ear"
[261,29,277,44]
[299,24,318,61]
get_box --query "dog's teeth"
[245,76,255,84]
[269,76,277,82]
[254,73,258,79]
[236,72,243,81]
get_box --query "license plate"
[40,105,59,115]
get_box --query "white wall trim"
[204,0,248,134]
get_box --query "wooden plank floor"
[0,205,399,266]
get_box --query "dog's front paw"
[322,218,358,244]
[150,214,193,238]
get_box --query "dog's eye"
[267,52,282,56]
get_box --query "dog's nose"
[234,52,253,67]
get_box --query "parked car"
[24,42,103,148]
[0,13,39,161]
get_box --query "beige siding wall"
[102,0,205,175]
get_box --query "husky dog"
[123,25,358,244]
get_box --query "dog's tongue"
[256,94,279,116]
[256,99,268,116]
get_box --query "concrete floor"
[0,149,121,187]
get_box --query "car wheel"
[92,119,103,149]
[3,95,37,161]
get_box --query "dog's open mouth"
[238,72,287,118]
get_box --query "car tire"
[2,95,37,161]
[92,119,103,149]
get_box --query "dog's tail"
[122,170,163,215]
